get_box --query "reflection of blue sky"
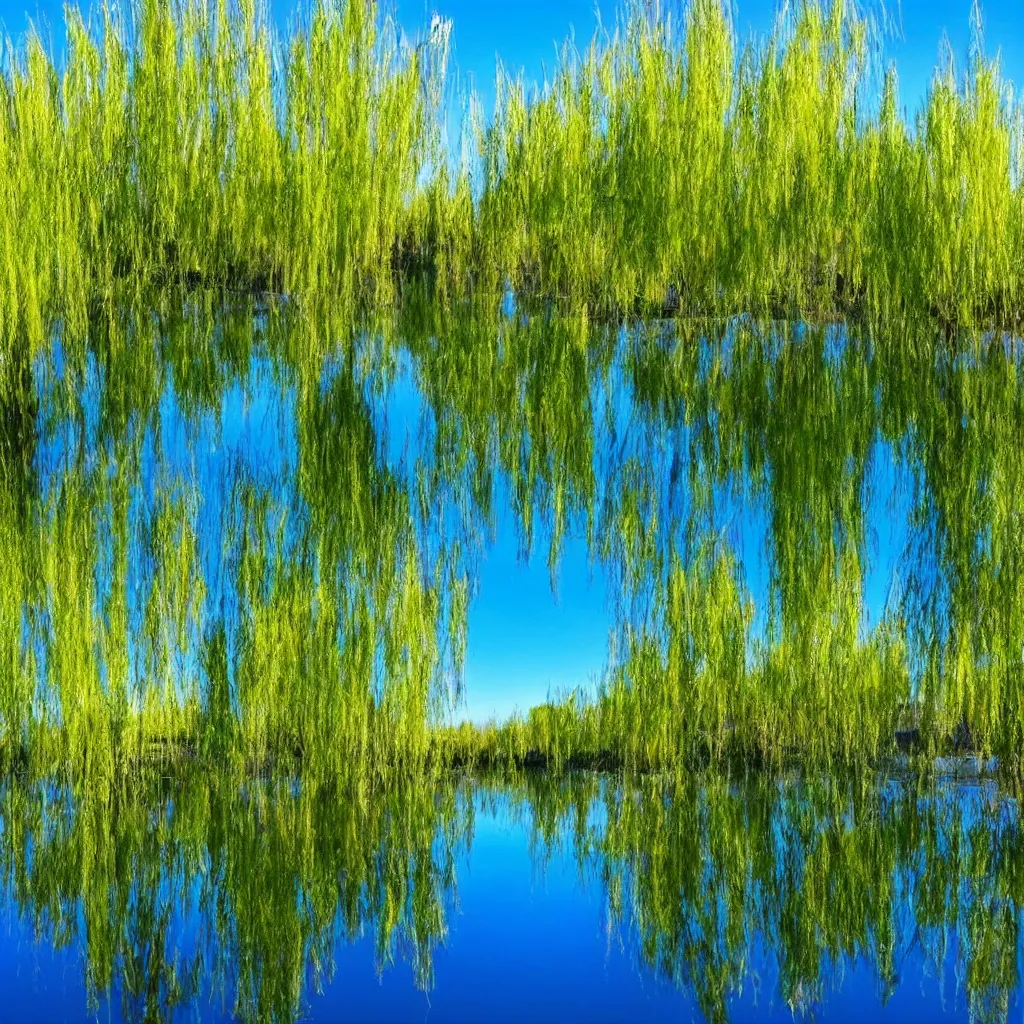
[371,340,613,724]
[0,778,1005,1021]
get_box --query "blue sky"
[5,0,1024,724]
[4,0,1024,114]
[389,0,1024,117]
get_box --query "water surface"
[1,770,1021,1022]
[3,299,1024,1019]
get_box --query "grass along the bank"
[2,0,1024,359]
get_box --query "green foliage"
[2,0,1024,342]
[5,295,1024,772]
[0,0,448,354]
[475,0,1023,320]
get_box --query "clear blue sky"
[6,0,1024,724]
[4,0,1024,115]
[389,0,1024,118]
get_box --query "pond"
[1,769,1020,1022]
[1,297,1024,1020]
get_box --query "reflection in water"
[1,769,465,1021]
[1,298,1024,766]
[1,769,1022,1022]
[1,298,1024,1016]
[513,770,1024,1024]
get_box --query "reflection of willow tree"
[3,769,1022,1023]
[239,352,469,770]
[880,328,1024,756]
[0,296,473,775]
[0,769,468,1022]
[494,771,1024,1024]
[7,295,1024,766]
[448,316,911,767]
[600,320,909,765]
[0,335,38,766]
[400,296,608,582]
[464,315,1024,767]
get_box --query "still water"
[3,297,1024,1020]
[1,770,1020,1023]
